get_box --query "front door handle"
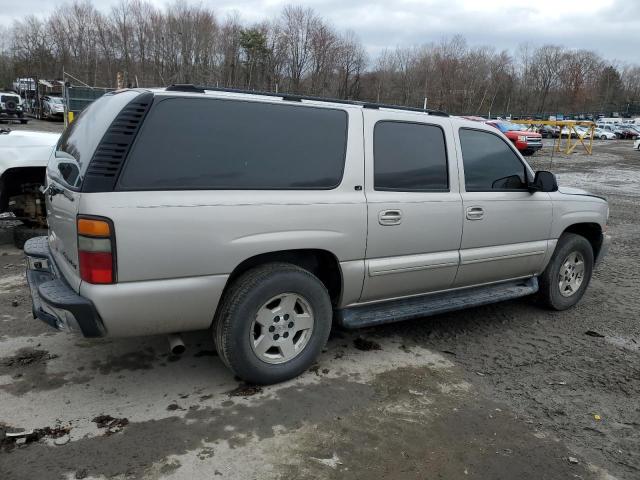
[466,206,485,220]
[378,209,403,226]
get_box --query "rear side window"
[118,98,348,190]
[374,121,448,191]
[54,90,141,189]
[459,128,528,191]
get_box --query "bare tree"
[2,1,638,117]
[280,5,317,93]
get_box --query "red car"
[485,121,543,156]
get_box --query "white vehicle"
[0,129,60,246]
[634,138,640,150]
[597,117,623,126]
[594,128,617,140]
[574,126,591,138]
[41,96,65,120]
[0,92,27,124]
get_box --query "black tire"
[214,262,332,385]
[13,225,48,249]
[538,233,594,310]
[600,135,607,140]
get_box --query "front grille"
[526,136,542,144]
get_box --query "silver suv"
[25,86,610,384]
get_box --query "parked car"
[613,125,639,140]
[593,128,617,140]
[634,138,640,150]
[560,126,581,138]
[537,125,559,138]
[574,126,590,138]
[560,125,595,139]
[40,96,65,120]
[24,87,610,384]
[0,92,27,124]
[0,129,59,247]
[485,120,543,155]
[624,125,640,138]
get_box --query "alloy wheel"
[558,251,586,297]
[250,293,315,364]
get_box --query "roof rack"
[166,84,205,94]
[165,84,449,117]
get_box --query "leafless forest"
[2,0,639,116]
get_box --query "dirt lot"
[0,135,638,479]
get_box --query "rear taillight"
[77,216,116,284]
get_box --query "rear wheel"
[538,233,594,310]
[214,263,332,385]
[600,135,607,140]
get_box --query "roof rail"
[164,84,449,117]
[166,84,205,93]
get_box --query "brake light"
[77,216,116,284]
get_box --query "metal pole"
[63,67,67,128]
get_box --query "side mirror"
[529,170,558,193]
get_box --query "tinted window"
[374,121,448,191]
[54,90,141,189]
[118,98,347,190]
[459,129,528,191]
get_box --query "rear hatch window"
[52,90,142,190]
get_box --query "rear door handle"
[466,206,485,220]
[378,209,403,226]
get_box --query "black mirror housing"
[530,170,558,193]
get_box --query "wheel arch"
[222,249,344,307]
[561,222,603,258]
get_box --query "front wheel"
[214,263,332,385]
[538,233,594,310]
[600,135,607,140]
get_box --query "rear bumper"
[24,236,105,337]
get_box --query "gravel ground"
[0,136,638,479]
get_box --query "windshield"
[52,90,141,189]
[48,97,64,104]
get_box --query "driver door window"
[459,129,528,191]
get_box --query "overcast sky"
[1,0,638,64]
